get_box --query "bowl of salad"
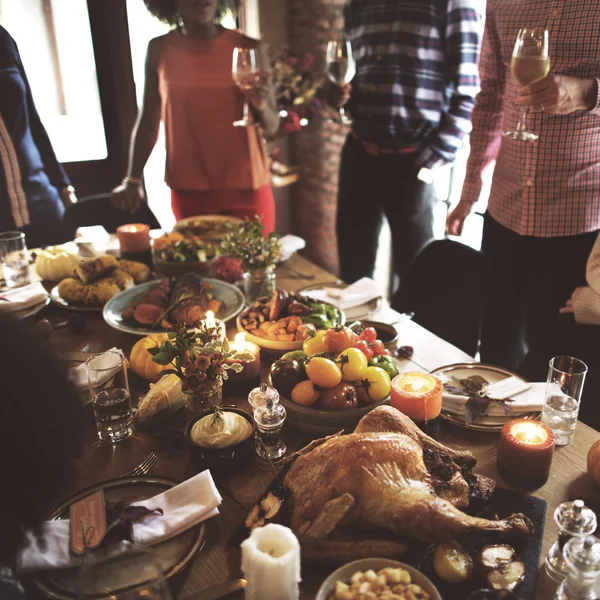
[152,233,219,277]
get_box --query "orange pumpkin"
[587,440,600,485]
[130,334,173,383]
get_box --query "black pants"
[480,214,600,424]
[336,135,435,283]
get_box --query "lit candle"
[241,524,301,600]
[390,372,443,422]
[226,332,261,383]
[497,419,555,488]
[116,223,151,253]
[202,310,225,341]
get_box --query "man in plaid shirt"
[334,0,483,283]
[448,0,600,377]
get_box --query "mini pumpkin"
[130,334,173,383]
[587,440,600,486]
[35,246,80,281]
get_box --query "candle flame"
[409,381,426,392]
[510,422,547,445]
[205,311,215,328]
[234,332,246,353]
[129,225,138,233]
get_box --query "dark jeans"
[336,134,435,283]
[480,214,599,425]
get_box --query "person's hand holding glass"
[504,28,550,142]
[232,47,263,127]
[325,40,356,125]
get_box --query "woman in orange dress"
[111,0,279,232]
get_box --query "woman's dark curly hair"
[0,312,85,567]
[142,0,236,25]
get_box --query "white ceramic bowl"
[316,558,442,600]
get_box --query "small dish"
[351,320,400,352]
[185,407,255,475]
[316,558,442,600]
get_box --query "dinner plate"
[31,476,206,600]
[298,282,382,322]
[431,362,539,432]
[173,215,243,240]
[50,286,103,312]
[103,278,245,336]
[7,295,51,320]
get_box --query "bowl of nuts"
[316,559,441,600]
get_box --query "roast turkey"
[245,406,533,560]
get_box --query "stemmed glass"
[326,40,356,125]
[232,47,262,127]
[504,28,550,142]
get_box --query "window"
[0,0,107,163]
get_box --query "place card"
[487,376,531,400]
[69,490,107,554]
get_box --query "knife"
[182,579,247,600]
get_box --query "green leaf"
[147,347,161,356]
[227,363,244,373]
[167,331,177,340]
[152,352,175,366]
[157,369,181,380]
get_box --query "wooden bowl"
[316,559,441,600]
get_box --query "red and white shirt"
[461,0,600,237]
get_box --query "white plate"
[431,362,538,432]
[316,559,441,600]
[12,295,51,319]
[50,285,103,312]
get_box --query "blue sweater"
[0,25,69,241]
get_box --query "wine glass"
[504,28,550,142]
[232,47,261,127]
[326,40,356,125]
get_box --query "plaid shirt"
[461,0,600,237]
[344,0,483,167]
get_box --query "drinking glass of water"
[326,40,356,125]
[0,231,30,288]
[541,356,588,446]
[86,350,132,443]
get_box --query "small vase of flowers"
[221,218,283,304]
[148,319,252,414]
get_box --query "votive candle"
[226,332,261,382]
[497,419,555,488]
[116,223,150,253]
[390,372,443,422]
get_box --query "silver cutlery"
[121,452,158,478]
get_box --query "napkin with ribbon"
[70,347,124,392]
[0,282,48,313]
[304,277,382,310]
[279,235,306,262]
[19,470,222,572]
[442,380,546,420]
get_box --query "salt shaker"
[546,500,597,582]
[555,536,600,600]
[248,382,279,414]
[254,397,287,470]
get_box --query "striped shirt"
[461,0,600,237]
[344,0,483,167]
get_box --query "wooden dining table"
[34,254,600,600]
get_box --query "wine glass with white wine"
[504,28,550,142]
[232,47,262,127]
[326,40,356,125]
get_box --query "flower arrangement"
[271,47,324,134]
[221,218,283,273]
[148,320,252,410]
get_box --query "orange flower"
[195,354,211,371]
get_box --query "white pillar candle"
[241,524,301,600]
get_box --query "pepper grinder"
[555,536,600,600]
[254,394,287,471]
[248,382,280,414]
[546,500,597,582]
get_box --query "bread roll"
[109,269,135,291]
[75,255,118,284]
[118,260,151,284]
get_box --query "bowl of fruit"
[269,323,400,435]
[152,233,219,278]
[237,290,346,352]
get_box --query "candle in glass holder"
[116,223,151,253]
[226,332,261,383]
[390,372,443,437]
[202,310,225,341]
[497,419,555,488]
[241,524,300,600]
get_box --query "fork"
[121,452,158,478]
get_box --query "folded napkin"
[305,277,382,310]
[443,381,546,420]
[279,235,306,262]
[19,470,222,572]
[70,347,124,392]
[0,282,48,313]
